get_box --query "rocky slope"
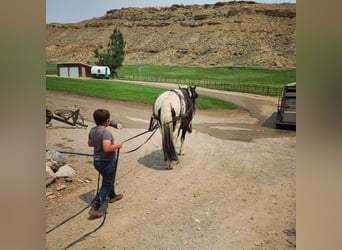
[46,1,296,69]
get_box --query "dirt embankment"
[46,2,296,69]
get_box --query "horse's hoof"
[178,151,185,156]
[165,162,173,169]
[172,160,179,165]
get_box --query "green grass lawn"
[46,62,295,96]
[46,76,237,110]
[47,63,295,86]
[117,64,295,86]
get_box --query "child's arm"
[102,140,123,152]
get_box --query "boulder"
[46,150,67,170]
[55,165,77,178]
[46,165,56,186]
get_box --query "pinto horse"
[149,85,198,169]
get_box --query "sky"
[46,0,296,24]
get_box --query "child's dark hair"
[93,109,110,125]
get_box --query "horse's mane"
[178,87,196,119]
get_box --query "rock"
[46,165,56,186]
[46,191,54,197]
[55,165,77,178]
[84,177,92,183]
[46,150,67,169]
[56,185,66,191]
[46,160,59,172]
[64,177,73,182]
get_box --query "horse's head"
[178,85,198,103]
[187,85,198,101]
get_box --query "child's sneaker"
[89,196,107,218]
[88,208,104,218]
[109,193,123,203]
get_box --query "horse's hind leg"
[178,129,187,156]
[179,138,185,156]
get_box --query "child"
[88,109,123,218]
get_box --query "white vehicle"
[91,66,111,79]
[276,82,296,128]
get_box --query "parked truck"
[276,82,296,129]
[91,66,111,79]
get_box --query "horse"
[149,85,198,169]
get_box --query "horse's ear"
[178,85,182,89]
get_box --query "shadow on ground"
[262,112,296,131]
[80,189,97,205]
[262,112,277,129]
[138,149,166,170]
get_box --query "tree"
[93,28,126,77]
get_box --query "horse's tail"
[160,98,178,165]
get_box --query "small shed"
[57,62,92,78]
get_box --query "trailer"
[46,108,87,128]
[276,82,296,129]
[91,66,111,79]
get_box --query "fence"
[117,74,282,96]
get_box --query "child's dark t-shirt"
[89,127,116,161]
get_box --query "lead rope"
[63,212,106,250]
[46,121,170,247]
[122,125,159,153]
[62,149,121,249]
[46,172,101,235]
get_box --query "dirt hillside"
[46,1,296,69]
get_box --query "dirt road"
[46,84,296,249]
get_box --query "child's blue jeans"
[94,159,117,200]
